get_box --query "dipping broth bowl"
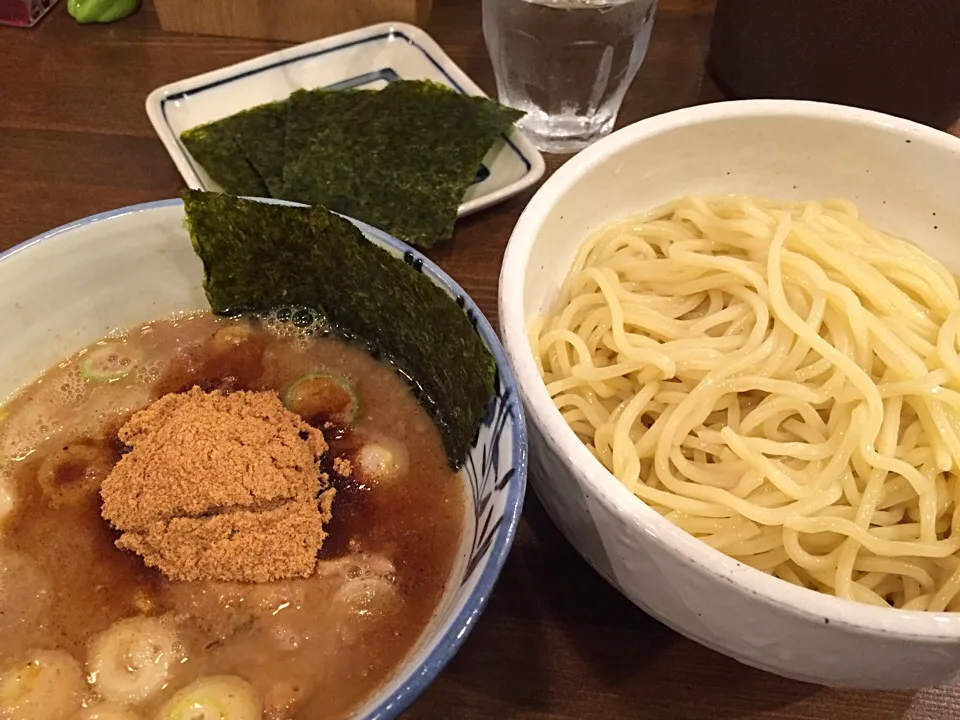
[0,198,528,718]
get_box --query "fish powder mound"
[100,385,336,583]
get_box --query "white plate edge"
[143,21,546,216]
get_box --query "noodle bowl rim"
[500,99,960,638]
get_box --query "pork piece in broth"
[0,313,465,720]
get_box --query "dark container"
[706,0,960,131]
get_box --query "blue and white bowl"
[0,198,528,718]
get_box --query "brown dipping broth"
[0,312,465,719]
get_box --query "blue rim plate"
[145,22,546,219]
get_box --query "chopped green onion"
[158,675,261,720]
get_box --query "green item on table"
[67,0,140,23]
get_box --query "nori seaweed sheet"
[227,101,289,198]
[282,80,523,248]
[180,122,268,198]
[182,189,495,468]
[280,88,375,198]
[178,80,523,247]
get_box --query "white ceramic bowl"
[499,100,960,690]
[0,199,527,718]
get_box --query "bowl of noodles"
[498,99,960,690]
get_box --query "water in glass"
[483,0,658,154]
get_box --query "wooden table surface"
[2,2,960,718]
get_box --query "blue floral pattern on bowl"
[396,249,522,586]
[320,217,528,719]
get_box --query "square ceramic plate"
[145,22,546,217]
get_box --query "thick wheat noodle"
[530,195,960,611]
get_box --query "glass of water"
[483,0,658,154]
